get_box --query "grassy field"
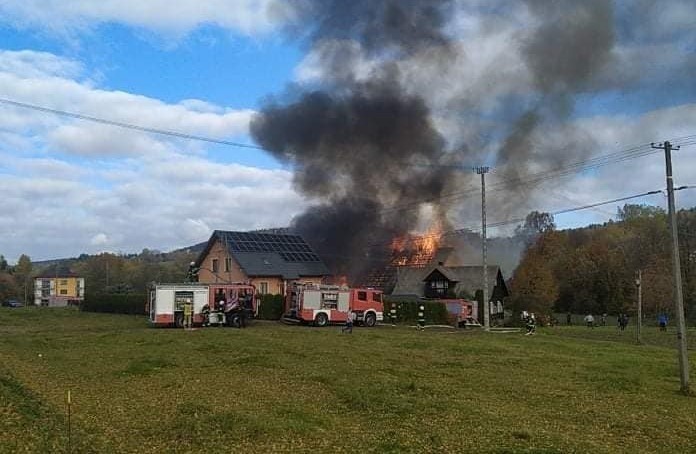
[1,308,696,453]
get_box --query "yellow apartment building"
[34,274,85,306]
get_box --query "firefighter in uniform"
[525,313,536,335]
[183,300,193,330]
[417,305,425,330]
[389,304,397,326]
[239,292,249,329]
[342,311,353,334]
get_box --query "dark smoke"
[287,0,454,55]
[523,0,615,94]
[498,0,616,195]
[251,78,458,280]
[251,1,621,282]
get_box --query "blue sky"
[0,1,695,263]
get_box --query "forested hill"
[509,204,696,321]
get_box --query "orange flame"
[390,223,442,268]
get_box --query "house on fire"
[390,247,509,321]
[194,230,331,295]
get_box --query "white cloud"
[0,0,293,37]
[0,49,307,262]
[90,233,109,246]
[0,50,255,158]
[0,49,84,79]
[4,155,86,179]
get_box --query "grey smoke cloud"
[496,0,617,198]
[287,0,455,56]
[252,1,622,281]
[523,0,615,94]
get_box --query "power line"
[439,189,665,237]
[486,189,664,229]
[0,97,268,152]
[379,145,661,215]
[2,97,694,221]
[333,187,696,264]
[367,188,669,249]
[382,132,696,216]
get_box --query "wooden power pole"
[651,140,690,394]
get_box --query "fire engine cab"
[284,283,384,327]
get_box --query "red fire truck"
[283,283,384,327]
[149,282,257,328]
[442,299,480,328]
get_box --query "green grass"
[1,307,696,453]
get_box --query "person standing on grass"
[342,312,353,334]
[584,314,594,328]
[183,300,193,330]
[389,304,397,326]
[658,313,668,331]
[525,314,536,335]
[417,305,426,330]
[620,313,629,331]
[239,302,247,329]
[601,313,607,326]
[567,312,572,326]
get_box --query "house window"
[60,279,68,285]
[212,259,219,273]
[357,291,367,301]
[60,289,68,295]
[427,279,449,297]
[225,257,232,272]
[259,282,268,294]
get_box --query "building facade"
[194,230,330,295]
[390,247,510,323]
[34,275,85,306]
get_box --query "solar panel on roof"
[222,231,321,261]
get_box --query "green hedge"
[383,300,450,325]
[257,294,284,320]
[80,293,147,315]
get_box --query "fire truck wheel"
[364,312,377,328]
[314,313,329,327]
[228,314,241,328]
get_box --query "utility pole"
[475,166,490,331]
[635,270,642,345]
[651,141,690,394]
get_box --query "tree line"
[509,204,696,321]
[0,249,197,304]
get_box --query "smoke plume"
[251,0,620,282]
[498,0,616,191]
